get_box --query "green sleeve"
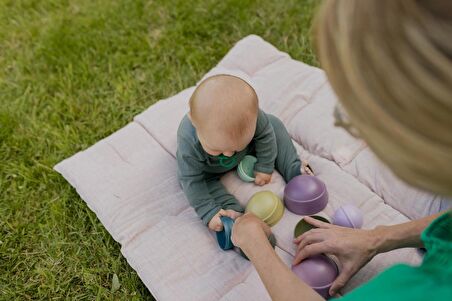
[253,110,277,174]
[177,123,243,225]
[331,262,451,300]
[177,154,221,225]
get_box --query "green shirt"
[334,212,452,300]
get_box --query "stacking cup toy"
[284,175,328,215]
[293,215,330,238]
[237,155,257,182]
[246,191,284,226]
[216,216,235,250]
[332,204,363,228]
[291,254,339,298]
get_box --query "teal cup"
[237,155,257,182]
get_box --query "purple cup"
[332,205,364,229]
[284,175,328,215]
[291,254,339,298]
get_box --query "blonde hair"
[315,0,452,196]
[189,74,258,141]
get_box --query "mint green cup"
[237,155,257,182]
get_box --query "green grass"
[0,0,318,299]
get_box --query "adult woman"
[231,1,452,300]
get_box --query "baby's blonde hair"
[189,74,258,142]
[315,0,452,196]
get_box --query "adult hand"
[231,213,272,249]
[208,209,242,232]
[254,172,272,186]
[232,213,323,301]
[293,216,379,296]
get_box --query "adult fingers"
[293,227,327,244]
[329,267,355,297]
[292,242,330,265]
[234,212,253,225]
[295,230,326,252]
[303,216,334,229]
[293,221,333,244]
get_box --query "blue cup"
[216,216,235,250]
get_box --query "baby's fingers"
[209,220,224,232]
[224,210,242,220]
[254,178,264,186]
[209,212,225,232]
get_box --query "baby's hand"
[208,209,243,232]
[223,209,243,220]
[254,172,272,186]
[208,211,224,232]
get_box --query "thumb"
[329,268,353,297]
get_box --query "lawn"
[0,0,318,299]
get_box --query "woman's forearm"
[241,230,324,301]
[373,211,445,254]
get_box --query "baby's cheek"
[205,149,221,156]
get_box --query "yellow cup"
[246,191,285,227]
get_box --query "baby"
[177,74,307,231]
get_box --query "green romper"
[176,109,301,225]
[332,212,452,300]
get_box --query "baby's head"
[189,74,258,157]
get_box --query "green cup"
[293,215,330,238]
[237,155,257,182]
